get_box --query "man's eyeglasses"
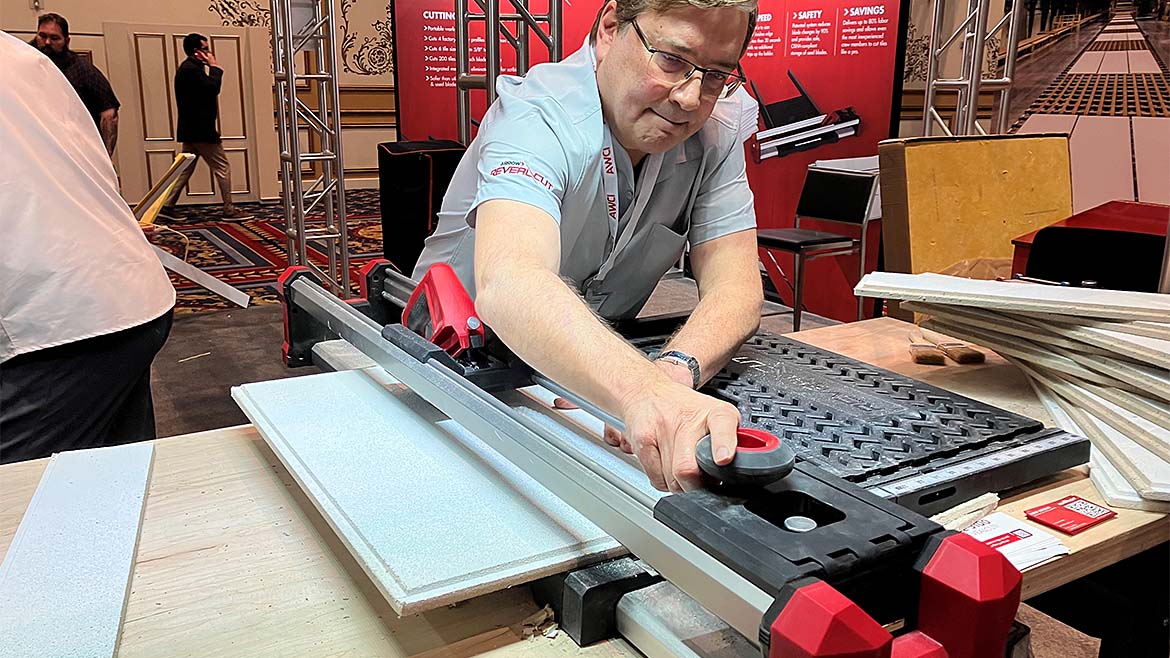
[630,19,745,100]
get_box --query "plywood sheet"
[1069,51,1105,73]
[1023,364,1170,500]
[1127,51,1163,74]
[1070,116,1134,212]
[232,370,641,616]
[856,272,1170,321]
[1029,316,1170,370]
[0,443,154,658]
[902,301,1113,356]
[1037,387,1169,512]
[1097,51,1131,73]
[1132,117,1170,204]
[1018,114,1078,135]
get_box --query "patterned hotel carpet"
[149,189,384,315]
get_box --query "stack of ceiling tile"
[856,272,1170,512]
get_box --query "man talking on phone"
[159,33,253,222]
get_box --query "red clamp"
[767,533,1021,658]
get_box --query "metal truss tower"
[454,0,564,143]
[270,0,352,297]
[923,0,1025,136]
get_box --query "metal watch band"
[656,350,701,389]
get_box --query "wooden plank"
[1068,51,1105,73]
[1132,117,1170,204]
[921,318,1138,391]
[1070,116,1135,212]
[0,443,154,658]
[1097,51,1130,73]
[901,301,1115,356]
[1065,349,1170,403]
[1091,450,1170,513]
[1018,114,1078,135]
[232,370,632,616]
[855,272,1170,322]
[1034,385,1169,512]
[1017,314,1170,370]
[1127,50,1164,74]
[1022,364,1170,501]
[1010,311,1170,340]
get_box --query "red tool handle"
[403,263,484,358]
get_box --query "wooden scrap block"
[0,443,154,658]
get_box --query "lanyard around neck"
[596,126,663,281]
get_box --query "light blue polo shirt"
[412,41,756,319]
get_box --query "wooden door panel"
[133,34,175,143]
[107,22,275,205]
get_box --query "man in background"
[31,13,120,157]
[1,30,176,464]
[159,33,254,222]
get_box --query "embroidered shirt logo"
[489,161,554,190]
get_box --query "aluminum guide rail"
[287,277,773,645]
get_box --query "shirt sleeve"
[78,63,120,114]
[688,135,756,246]
[469,102,570,227]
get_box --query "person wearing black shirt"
[31,13,120,157]
[160,33,253,222]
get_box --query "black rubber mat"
[1086,39,1149,51]
[696,334,1050,482]
[1029,73,1170,116]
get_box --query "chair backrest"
[794,168,879,230]
[134,153,197,226]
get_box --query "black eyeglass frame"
[629,18,747,99]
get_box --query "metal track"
[287,278,774,645]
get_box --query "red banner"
[390,0,908,321]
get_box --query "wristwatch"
[655,350,702,389]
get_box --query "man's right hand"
[196,50,218,68]
[618,380,741,493]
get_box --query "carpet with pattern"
[148,189,385,315]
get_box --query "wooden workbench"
[1,317,1164,656]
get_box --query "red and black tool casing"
[653,462,1022,658]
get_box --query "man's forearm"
[476,264,668,417]
[662,284,760,384]
[99,111,118,156]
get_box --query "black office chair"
[757,167,880,331]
